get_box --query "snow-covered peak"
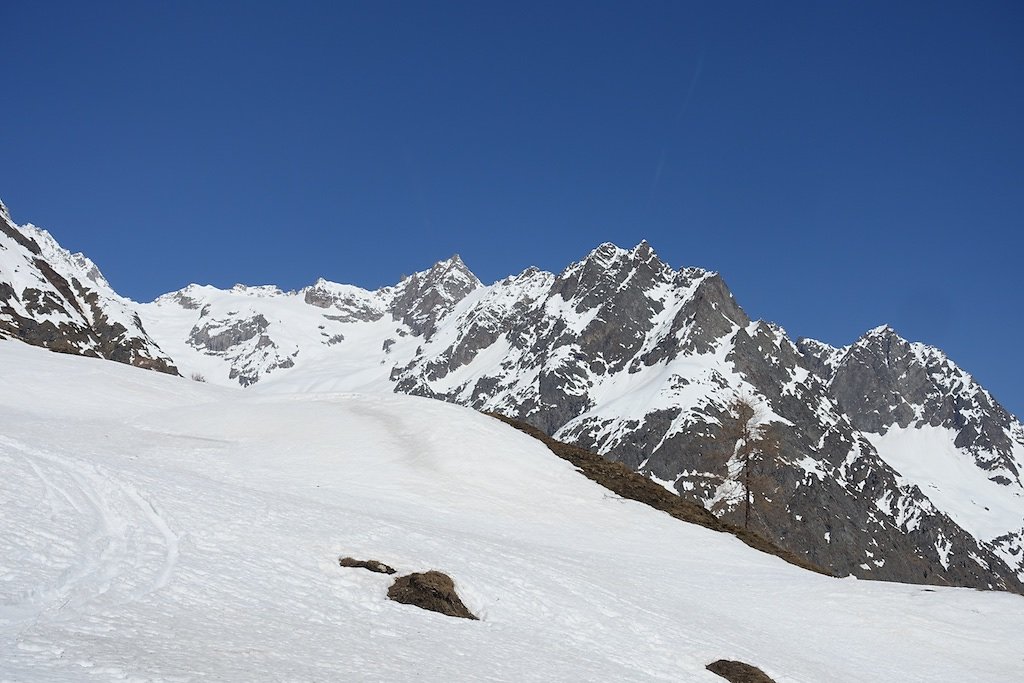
[584,241,628,267]
[568,240,670,276]
[413,254,480,290]
[553,240,676,310]
[798,337,840,358]
[20,224,112,292]
[864,323,898,338]
[228,283,285,298]
[0,198,11,223]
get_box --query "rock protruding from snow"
[706,660,777,683]
[387,571,478,620]
[302,278,386,322]
[338,557,397,575]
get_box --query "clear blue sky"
[3,2,1022,417]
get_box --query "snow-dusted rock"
[0,203,176,374]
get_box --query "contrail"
[646,50,705,210]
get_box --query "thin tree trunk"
[744,447,751,529]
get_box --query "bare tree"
[722,393,778,529]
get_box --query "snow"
[866,426,1024,542]
[2,339,1024,682]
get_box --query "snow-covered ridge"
[21,223,112,292]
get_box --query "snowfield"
[1,341,1022,682]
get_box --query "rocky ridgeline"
[3,197,1022,593]
[0,204,176,374]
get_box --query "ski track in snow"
[0,436,179,629]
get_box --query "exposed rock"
[0,210,177,375]
[801,326,1023,485]
[387,570,477,620]
[338,557,396,575]
[386,255,481,338]
[706,660,776,683]
[305,278,385,322]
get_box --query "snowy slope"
[2,338,1023,682]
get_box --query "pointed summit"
[423,253,482,291]
[387,254,481,338]
[861,324,900,341]
[628,239,655,260]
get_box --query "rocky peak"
[551,241,674,311]
[0,198,11,223]
[387,254,482,338]
[795,337,843,380]
[0,207,42,255]
[811,325,1024,486]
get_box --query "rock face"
[798,327,1024,581]
[799,326,1023,484]
[4,197,1021,594]
[0,203,177,374]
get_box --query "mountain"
[798,326,1024,580]
[0,201,176,373]
[3,339,1023,682]
[3,198,1022,594]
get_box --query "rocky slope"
[799,327,1024,579]
[0,201,176,373]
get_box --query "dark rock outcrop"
[338,557,396,575]
[387,571,477,620]
[706,660,776,683]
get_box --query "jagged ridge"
[3,196,1022,593]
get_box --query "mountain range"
[2,198,1021,595]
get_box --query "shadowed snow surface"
[1,340,1022,682]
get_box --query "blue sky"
[2,2,1022,416]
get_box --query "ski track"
[0,436,179,632]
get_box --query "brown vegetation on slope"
[486,412,830,576]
